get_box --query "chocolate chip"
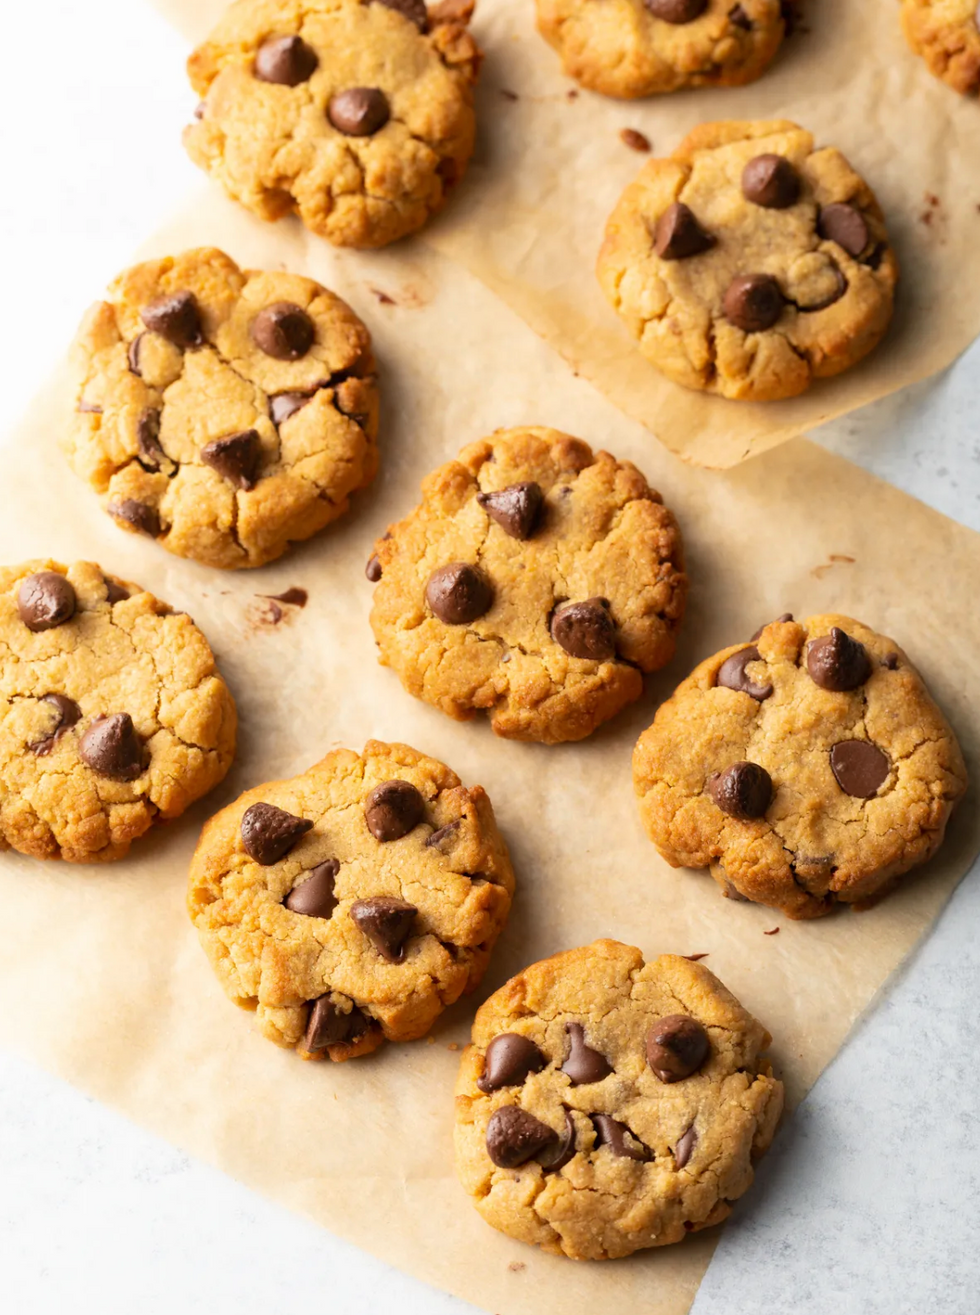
[365,554,382,582]
[654,202,715,260]
[477,481,544,540]
[365,779,424,842]
[269,392,311,427]
[538,1109,577,1172]
[201,429,262,490]
[136,408,167,471]
[17,572,76,632]
[477,1034,547,1093]
[551,598,616,661]
[591,1114,650,1161]
[128,333,146,376]
[328,87,390,137]
[104,577,129,604]
[715,646,772,700]
[240,802,313,864]
[251,302,315,360]
[646,1015,710,1083]
[882,652,899,670]
[643,0,708,21]
[807,627,872,691]
[303,996,370,1052]
[729,3,752,27]
[285,859,340,918]
[741,154,800,209]
[830,741,889,798]
[425,819,460,849]
[674,1123,697,1169]
[79,713,144,781]
[30,694,82,755]
[254,35,319,86]
[620,128,651,153]
[562,1022,613,1085]
[265,587,308,607]
[750,613,793,642]
[375,0,428,29]
[141,291,202,348]
[426,563,493,625]
[485,1107,560,1169]
[818,203,870,259]
[707,761,773,820]
[350,896,418,962]
[108,499,161,538]
[723,273,784,332]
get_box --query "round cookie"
[536,0,785,99]
[69,247,379,570]
[901,0,980,94]
[454,939,783,1260]
[368,426,687,744]
[0,560,237,863]
[184,0,481,249]
[633,614,968,919]
[597,120,898,402]
[188,740,514,1061]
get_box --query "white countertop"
[1,3,978,1311]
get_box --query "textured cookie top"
[69,247,378,571]
[0,560,237,863]
[901,0,980,95]
[598,120,899,401]
[633,614,968,919]
[369,426,687,744]
[184,0,481,248]
[188,740,514,1061]
[536,0,785,99]
[454,939,783,1260]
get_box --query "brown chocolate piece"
[807,627,871,691]
[715,646,772,701]
[592,1114,650,1161]
[818,203,870,259]
[303,996,370,1052]
[477,481,544,540]
[654,202,715,260]
[365,554,382,582]
[485,1107,560,1169]
[551,598,616,661]
[17,572,76,632]
[201,430,262,491]
[830,741,889,798]
[285,859,340,918]
[30,694,82,755]
[742,154,800,209]
[328,87,390,137]
[562,1022,613,1085]
[708,761,773,820]
[723,273,784,332]
[643,0,708,21]
[251,303,315,360]
[108,499,161,538]
[79,713,144,781]
[674,1124,698,1169]
[254,35,319,86]
[240,802,313,864]
[426,563,493,624]
[376,0,428,30]
[477,1034,548,1093]
[647,1014,710,1083]
[364,779,424,842]
[141,291,202,348]
[350,896,418,962]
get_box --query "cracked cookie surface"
[0,560,237,863]
[536,0,785,99]
[368,426,687,744]
[901,0,980,94]
[633,614,968,919]
[454,939,783,1260]
[597,120,898,401]
[188,740,514,1060]
[184,0,481,248]
[68,247,379,570]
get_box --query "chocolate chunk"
[17,572,76,632]
[127,333,146,376]
[425,819,460,849]
[285,859,340,918]
[141,290,202,348]
[708,761,773,820]
[270,392,314,427]
[644,0,708,21]
[818,203,870,258]
[477,1034,547,1093]
[729,3,752,27]
[723,273,784,332]
[104,577,129,603]
[79,713,144,781]
[591,1114,650,1162]
[620,128,651,153]
[830,741,890,798]
[646,1015,710,1083]
[365,554,382,582]
[240,802,313,864]
[882,652,899,670]
[251,302,315,360]
[674,1124,697,1169]
[538,1109,577,1172]
[136,408,167,471]
[376,0,428,29]
[562,1022,613,1085]
[265,587,308,607]
[485,1107,559,1169]
[807,627,871,691]
[254,34,319,86]
[108,499,161,538]
[426,563,493,625]
[477,481,544,540]
[551,598,616,661]
[303,996,370,1052]
[750,613,793,642]
[796,264,847,312]
[741,154,800,209]
[30,694,82,755]
[201,429,262,490]
[365,779,424,842]
[715,646,772,700]
[350,896,418,962]
[654,202,715,260]
[328,87,390,137]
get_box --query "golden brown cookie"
[901,0,980,95]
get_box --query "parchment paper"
[1,194,979,1315]
[156,0,980,468]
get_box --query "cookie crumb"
[447,1041,460,1051]
[370,287,396,305]
[566,88,578,99]
[620,128,651,153]
[508,1261,526,1272]
[500,88,519,101]
[764,927,780,936]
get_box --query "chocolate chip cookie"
[68,247,379,570]
[368,426,687,744]
[597,120,899,401]
[188,740,514,1061]
[901,0,980,94]
[184,0,481,249]
[633,614,968,919]
[454,939,783,1259]
[536,0,785,98]
[0,560,237,863]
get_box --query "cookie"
[597,120,898,402]
[0,560,237,863]
[454,939,783,1260]
[536,0,785,99]
[184,0,481,249]
[368,426,687,744]
[188,740,514,1061]
[633,614,968,919]
[901,0,980,94]
[68,247,379,570]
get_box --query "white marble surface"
[0,3,977,1311]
